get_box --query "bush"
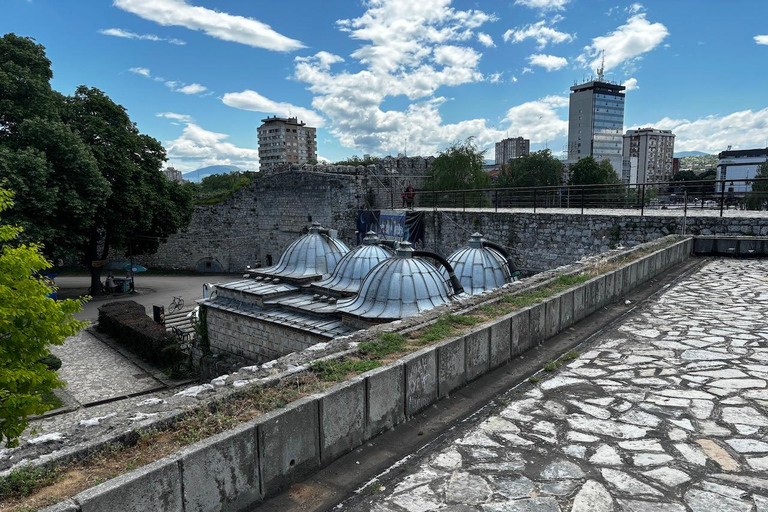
[37,354,62,371]
[97,301,184,370]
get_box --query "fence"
[408,178,768,217]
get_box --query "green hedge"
[97,301,184,369]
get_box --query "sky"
[3,0,768,172]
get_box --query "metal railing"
[408,178,768,217]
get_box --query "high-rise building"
[495,137,530,165]
[622,128,676,184]
[257,116,317,171]
[716,148,768,195]
[567,80,626,174]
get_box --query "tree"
[0,35,193,294]
[0,186,87,447]
[568,157,621,185]
[424,138,488,207]
[746,160,768,210]
[496,149,562,188]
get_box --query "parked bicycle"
[168,295,185,313]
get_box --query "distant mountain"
[182,165,242,183]
[674,151,711,158]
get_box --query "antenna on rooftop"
[597,50,606,81]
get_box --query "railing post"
[495,189,498,213]
[462,190,466,212]
[580,186,585,215]
[533,188,537,213]
[641,183,646,217]
[720,180,726,217]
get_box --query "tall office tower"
[495,137,531,165]
[257,116,317,171]
[622,128,676,184]
[567,80,626,174]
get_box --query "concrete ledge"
[404,347,438,417]
[559,290,574,330]
[41,500,80,512]
[437,336,466,398]
[74,454,183,512]
[583,279,598,316]
[510,308,531,356]
[572,285,586,324]
[365,363,405,439]
[544,296,561,340]
[465,327,490,382]
[528,303,546,346]
[603,272,615,305]
[179,418,260,512]
[319,377,365,464]
[258,396,319,498]
[489,317,512,369]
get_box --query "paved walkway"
[349,258,768,512]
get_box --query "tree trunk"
[89,264,103,296]
[86,231,109,296]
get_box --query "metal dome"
[444,232,512,295]
[337,241,453,321]
[313,231,393,295]
[256,222,350,280]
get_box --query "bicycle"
[168,295,185,313]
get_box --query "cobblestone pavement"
[349,259,768,512]
[50,329,162,405]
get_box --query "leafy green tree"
[496,149,562,188]
[746,160,768,210]
[568,157,621,185]
[0,186,87,447]
[0,35,193,294]
[334,155,380,166]
[424,138,488,207]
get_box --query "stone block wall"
[206,308,326,362]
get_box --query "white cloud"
[577,14,668,73]
[488,72,502,83]
[522,67,533,74]
[515,0,571,11]
[626,3,644,14]
[640,108,768,153]
[289,0,504,155]
[623,77,639,91]
[99,28,185,45]
[755,35,768,45]
[221,90,326,127]
[162,120,261,172]
[113,0,304,52]
[156,112,194,123]
[527,53,568,71]
[503,95,568,143]
[477,32,495,47]
[175,83,208,95]
[503,20,574,49]
[511,75,518,83]
[129,67,151,77]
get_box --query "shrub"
[37,354,62,371]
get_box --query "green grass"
[309,359,382,382]
[417,315,483,344]
[528,376,540,384]
[359,333,406,358]
[0,464,61,500]
[561,350,580,361]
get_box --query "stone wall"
[423,211,768,272]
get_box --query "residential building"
[622,128,676,184]
[495,137,530,165]
[716,148,768,195]
[162,166,183,183]
[257,116,317,171]
[566,80,626,175]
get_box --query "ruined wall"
[423,211,768,271]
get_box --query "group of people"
[104,271,134,293]
[401,183,415,208]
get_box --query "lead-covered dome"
[313,231,393,295]
[444,232,512,295]
[255,222,349,281]
[337,241,452,321]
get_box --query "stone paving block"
[490,317,512,369]
[510,308,531,355]
[529,303,546,346]
[404,347,438,417]
[179,418,259,512]
[365,363,405,439]
[258,396,319,498]
[319,377,365,464]
[572,284,586,323]
[437,336,466,398]
[75,454,183,512]
[544,295,561,340]
[465,326,491,382]
[559,290,574,329]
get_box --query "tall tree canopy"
[0,34,192,293]
[496,149,562,188]
[426,138,489,191]
[568,157,621,186]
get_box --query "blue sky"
[4,0,768,171]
